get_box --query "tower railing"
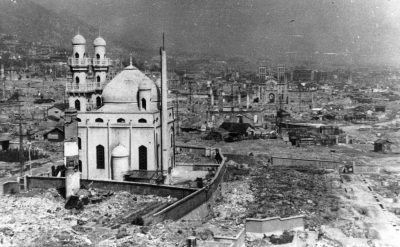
[94,82,104,90]
[65,82,95,93]
[92,58,110,67]
[68,57,91,67]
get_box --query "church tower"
[67,33,109,112]
[92,36,109,108]
[67,33,91,112]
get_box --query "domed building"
[67,33,175,181]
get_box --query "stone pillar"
[246,92,250,109]
[65,168,80,198]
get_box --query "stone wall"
[271,156,341,170]
[353,165,380,174]
[246,215,304,236]
[26,177,196,199]
[153,149,227,222]
[2,181,20,195]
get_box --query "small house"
[47,103,69,120]
[374,105,386,112]
[0,135,11,151]
[374,139,392,153]
[44,127,64,142]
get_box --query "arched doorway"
[96,96,102,108]
[75,53,79,58]
[138,146,147,170]
[141,98,147,110]
[74,99,81,111]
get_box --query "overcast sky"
[34,0,400,66]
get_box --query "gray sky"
[34,0,400,66]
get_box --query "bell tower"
[67,33,91,112]
[92,36,109,109]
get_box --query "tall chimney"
[209,86,214,106]
[237,90,241,108]
[161,43,169,173]
[0,64,4,79]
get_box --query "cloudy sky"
[34,0,400,66]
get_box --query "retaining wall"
[353,165,380,174]
[152,149,227,222]
[25,146,227,225]
[246,215,304,236]
[271,156,341,169]
[26,177,196,199]
[176,145,216,157]
[3,181,20,195]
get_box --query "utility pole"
[189,80,193,112]
[18,102,24,176]
[175,91,179,135]
[231,82,234,112]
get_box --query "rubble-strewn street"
[0,189,178,247]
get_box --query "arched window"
[96,75,101,82]
[75,52,79,58]
[76,118,81,122]
[96,53,100,59]
[74,100,81,111]
[78,160,82,172]
[78,137,81,150]
[95,118,104,123]
[269,93,275,103]
[286,96,289,104]
[141,98,146,110]
[75,76,80,84]
[139,146,147,170]
[138,118,147,123]
[96,96,102,108]
[117,118,125,123]
[96,145,105,169]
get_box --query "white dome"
[111,144,129,157]
[72,34,86,45]
[93,36,106,46]
[102,65,159,104]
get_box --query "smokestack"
[161,38,169,173]
[209,86,214,106]
[237,90,241,108]
[0,64,4,79]
[246,92,250,109]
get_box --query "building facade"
[66,34,175,181]
[66,34,110,112]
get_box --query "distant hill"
[0,0,98,48]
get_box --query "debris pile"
[0,188,177,246]
[246,165,339,228]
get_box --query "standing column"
[161,47,169,173]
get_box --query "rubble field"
[0,188,184,247]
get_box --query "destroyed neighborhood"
[1,0,400,246]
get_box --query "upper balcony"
[92,58,110,67]
[94,82,105,90]
[68,57,91,67]
[65,82,95,93]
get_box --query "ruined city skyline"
[1,0,400,67]
[29,0,400,66]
